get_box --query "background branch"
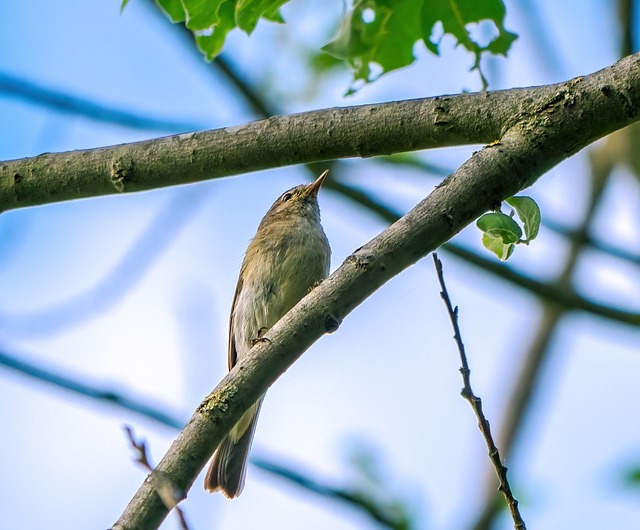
[0,71,205,133]
[0,348,184,429]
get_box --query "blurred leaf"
[622,466,640,488]
[506,196,541,242]
[308,47,347,73]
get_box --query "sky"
[1,1,639,530]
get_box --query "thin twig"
[432,253,526,530]
[123,426,191,530]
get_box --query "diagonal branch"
[111,56,640,528]
[3,52,640,214]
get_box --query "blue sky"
[1,1,639,529]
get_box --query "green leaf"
[422,0,518,57]
[323,0,422,90]
[152,0,290,59]
[481,232,515,261]
[477,212,522,261]
[506,196,541,241]
[120,0,130,13]
[236,0,288,34]
[149,0,517,85]
[155,0,186,23]
[262,4,285,23]
[194,1,235,59]
[322,0,517,92]
[477,212,522,242]
[181,0,224,30]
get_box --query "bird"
[204,170,331,498]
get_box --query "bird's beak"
[305,169,329,197]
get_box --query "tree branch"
[0,348,183,429]
[252,456,410,530]
[111,55,640,528]
[0,71,206,133]
[3,53,640,214]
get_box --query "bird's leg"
[251,326,271,346]
[308,278,325,292]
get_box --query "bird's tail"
[204,399,263,498]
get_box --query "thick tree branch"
[111,55,640,530]
[3,53,640,214]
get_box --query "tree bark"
[2,53,639,214]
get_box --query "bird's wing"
[227,267,245,370]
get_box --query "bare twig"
[123,426,190,530]
[432,253,526,530]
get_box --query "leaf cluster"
[476,196,541,261]
[138,0,517,92]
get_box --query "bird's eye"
[281,192,293,202]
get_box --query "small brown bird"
[204,171,331,498]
